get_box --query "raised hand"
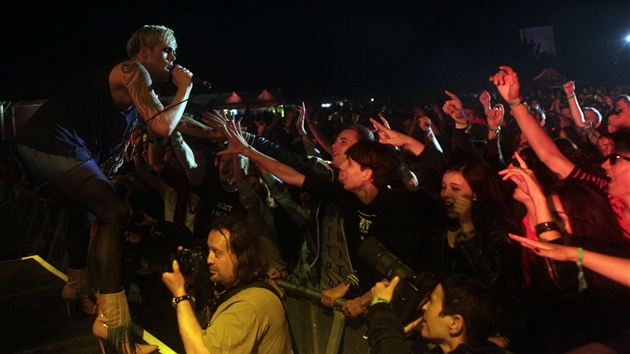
[487,104,504,129]
[370,117,408,147]
[296,102,307,134]
[489,66,522,103]
[498,151,543,202]
[419,116,432,132]
[479,90,491,113]
[216,117,250,156]
[563,81,576,96]
[413,107,427,119]
[443,90,467,122]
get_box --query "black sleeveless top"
[16,62,138,165]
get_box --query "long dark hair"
[443,159,521,234]
[553,181,629,250]
[211,216,269,283]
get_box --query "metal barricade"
[276,279,371,354]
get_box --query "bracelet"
[490,126,501,139]
[508,100,531,114]
[567,95,575,100]
[576,247,588,293]
[370,297,390,307]
[535,221,560,237]
[171,294,195,309]
[343,273,360,289]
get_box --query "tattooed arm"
[116,61,193,137]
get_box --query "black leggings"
[18,146,129,294]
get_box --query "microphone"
[192,77,211,87]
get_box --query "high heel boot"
[92,291,158,354]
[61,268,98,316]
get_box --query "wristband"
[535,221,560,237]
[508,100,531,114]
[370,297,390,307]
[490,126,501,139]
[576,247,588,293]
[172,294,194,309]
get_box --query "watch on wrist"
[172,294,194,309]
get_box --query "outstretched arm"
[509,235,630,288]
[490,66,575,179]
[217,118,306,188]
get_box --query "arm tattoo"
[122,62,162,122]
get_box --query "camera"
[358,237,437,324]
[171,247,209,278]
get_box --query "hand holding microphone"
[171,65,211,88]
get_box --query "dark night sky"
[1,1,629,101]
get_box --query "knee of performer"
[99,202,130,225]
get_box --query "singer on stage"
[15,25,193,354]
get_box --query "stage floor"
[0,256,183,354]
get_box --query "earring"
[472,196,478,202]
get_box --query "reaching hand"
[201,110,231,142]
[215,117,250,157]
[370,117,408,147]
[489,66,522,103]
[509,234,575,262]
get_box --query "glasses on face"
[607,154,630,165]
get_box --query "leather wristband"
[172,294,194,309]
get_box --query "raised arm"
[490,66,575,179]
[563,81,588,129]
[119,62,192,137]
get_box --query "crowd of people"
[3,24,630,354]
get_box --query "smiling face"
[338,156,369,192]
[331,129,360,168]
[207,228,238,288]
[602,151,630,201]
[441,171,474,219]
